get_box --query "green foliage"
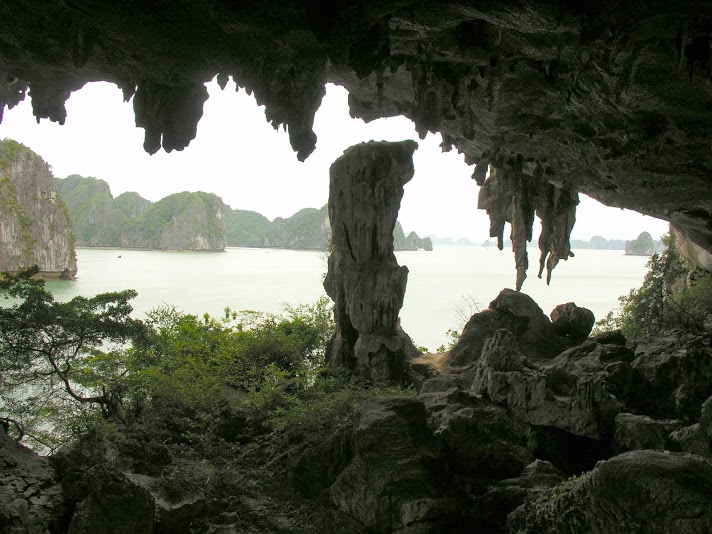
[224,207,272,246]
[625,231,654,255]
[0,138,29,169]
[436,328,461,353]
[594,234,712,338]
[0,266,145,451]
[115,296,336,448]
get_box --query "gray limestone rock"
[324,140,420,384]
[630,330,712,421]
[550,302,595,341]
[329,397,454,532]
[0,427,64,534]
[613,413,683,453]
[669,395,712,459]
[509,450,712,534]
[0,139,77,278]
[64,464,154,534]
[448,289,581,366]
[471,330,626,440]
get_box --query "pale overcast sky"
[0,79,668,242]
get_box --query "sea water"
[43,246,650,350]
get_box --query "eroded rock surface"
[324,140,419,384]
[509,450,712,534]
[0,139,77,278]
[2,2,712,284]
[329,397,454,532]
[0,427,64,534]
[448,289,588,365]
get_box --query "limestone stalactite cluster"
[1,2,711,279]
[323,140,419,384]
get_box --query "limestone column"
[323,140,419,384]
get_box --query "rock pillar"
[324,140,419,384]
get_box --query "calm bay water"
[44,246,650,350]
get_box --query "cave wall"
[1,1,711,275]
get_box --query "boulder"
[550,302,595,341]
[509,450,712,534]
[0,427,64,534]
[64,465,154,534]
[329,397,455,532]
[471,330,624,440]
[448,289,580,366]
[669,395,712,459]
[589,329,627,346]
[612,413,683,453]
[423,388,533,479]
[630,330,712,421]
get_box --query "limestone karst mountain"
[226,204,432,251]
[0,139,77,278]
[56,175,226,251]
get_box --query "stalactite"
[479,160,578,290]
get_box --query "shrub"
[593,234,712,338]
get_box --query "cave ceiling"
[1,1,711,285]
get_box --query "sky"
[0,79,669,243]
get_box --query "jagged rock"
[613,413,683,453]
[448,289,561,365]
[0,139,77,278]
[329,397,455,532]
[629,330,712,421]
[422,387,533,480]
[62,464,155,534]
[476,460,565,532]
[669,395,712,459]
[323,141,420,384]
[3,2,712,282]
[589,329,627,346]
[0,427,64,534]
[471,330,626,440]
[508,450,712,534]
[550,303,595,341]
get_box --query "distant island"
[55,175,226,251]
[55,175,433,252]
[481,232,664,254]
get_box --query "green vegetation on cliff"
[226,204,430,251]
[55,175,127,247]
[56,175,226,251]
[595,234,712,338]
[123,191,226,250]
[625,231,655,256]
[224,208,272,247]
[0,139,76,276]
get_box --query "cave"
[2,2,712,533]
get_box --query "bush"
[593,234,712,338]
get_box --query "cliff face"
[55,175,132,247]
[0,139,77,278]
[123,192,226,251]
[58,176,225,251]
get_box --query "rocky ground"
[2,288,712,533]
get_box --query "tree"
[0,266,145,450]
[594,233,711,338]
